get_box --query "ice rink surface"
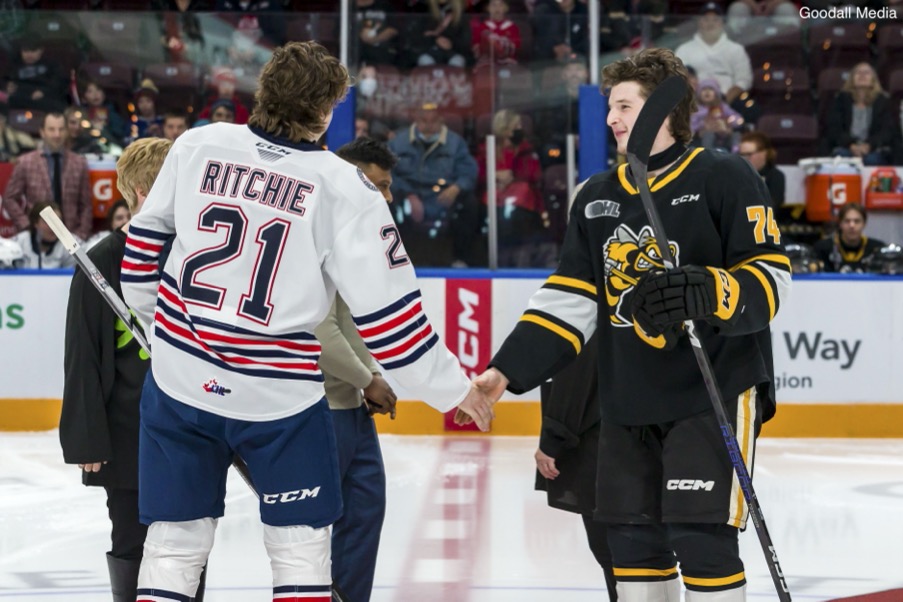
[0,432,901,601]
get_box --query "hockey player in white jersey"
[121,41,494,602]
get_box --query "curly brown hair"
[248,41,350,143]
[601,48,696,145]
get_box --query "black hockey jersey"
[491,147,791,426]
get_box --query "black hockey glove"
[631,265,741,333]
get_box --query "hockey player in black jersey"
[459,48,791,600]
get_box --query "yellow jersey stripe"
[547,275,597,296]
[740,265,776,321]
[519,314,582,354]
[683,571,746,587]
[730,253,792,272]
[650,147,705,192]
[616,148,704,195]
[729,388,752,528]
[613,567,679,578]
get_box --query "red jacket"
[197,95,251,124]
[477,140,543,212]
[471,17,520,63]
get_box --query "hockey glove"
[631,265,740,332]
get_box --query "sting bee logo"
[603,224,679,327]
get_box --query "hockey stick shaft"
[625,78,791,600]
[40,208,259,499]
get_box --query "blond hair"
[491,109,520,138]
[842,62,885,106]
[248,41,349,143]
[116,137,173,211]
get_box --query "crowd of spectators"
[1,0,903,269]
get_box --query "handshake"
[452,368,509,432]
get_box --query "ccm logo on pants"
[666,479,715,491]
[262,487,321,504]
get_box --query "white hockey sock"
[138,518,216,599]
[616,576,681,602]
[685,583,747,601]
[263,524,332,598]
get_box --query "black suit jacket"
[823,91,897,154]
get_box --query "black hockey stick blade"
[625,75,687,164]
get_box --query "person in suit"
[3,111,93,240]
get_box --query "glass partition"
[2,8,900,265]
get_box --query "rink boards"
[1,269,902,436]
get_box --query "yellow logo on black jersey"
[603,224,679,326]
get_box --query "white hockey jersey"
[121,123,471,421]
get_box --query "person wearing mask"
[388,102,479,267]
[813,202,886,273]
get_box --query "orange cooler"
[88,160,119,219]
[804,160,861,222]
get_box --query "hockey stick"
[40,207,258,499]
[625,76,792,600]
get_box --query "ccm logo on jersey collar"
[671,193,700,206]
[255,142,292,156]
[585,199,621,219]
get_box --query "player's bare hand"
[364,374,397,419]
[535,448,560,480]
[79,462,106,473]
[454,368,509,431]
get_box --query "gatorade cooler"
[88,159,119,220]
[801,158,862,222]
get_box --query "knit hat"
[134,78,159,99]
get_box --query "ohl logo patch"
[602,224,679,327]
[202,378,232,396]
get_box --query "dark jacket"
[824,91,897,155]
[59,230,149,489]
[535,333,599,515]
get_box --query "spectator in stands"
[85,198,130,250]
[65,106,106,156]
[161,110,190,141]
[604,0,667,55]
[353,0,400,67]
[531,0,588,63]
[7,202,76,269]
[534,54,587,167]
[356,117,370,139]
[5,39,67,113]
[726,0,798,34]
[4,112,93,241]
[214,19,273,82]
[403,0,472,68]
[82,80,129,147]
[691,78,744,152]
[738,131,785,209]
[215,0,285,46]
[197,68,250,125]
[675,3,752,106]
[0,100,37,162]
[476,108,554,267]
[824,62,896,166]
[132,79,163,140]
[814,202,886,273]
[388,102,479,267]
[151,0,210,64]
[471,0,520,67]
